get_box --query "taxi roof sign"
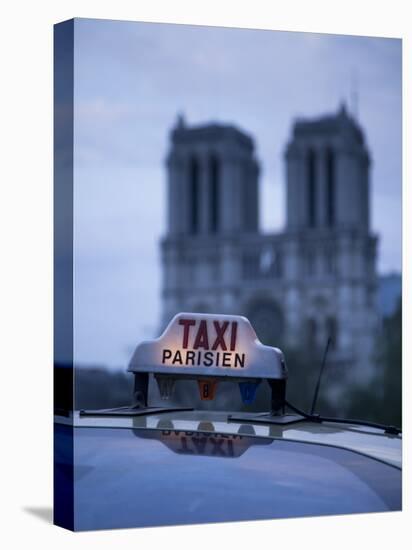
[128,312,287,381]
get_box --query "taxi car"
[54,313,402,531]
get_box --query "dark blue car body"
[54,410,402,531]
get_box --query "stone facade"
[161,105,380,386]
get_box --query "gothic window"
[307,148,317,227]
[189,156,199,234]
[275,250,283,277]
[210,155,220,233]
[306,249,315,277]
[242,247,283,280]
[326,316,338,350]
[242,252,252,279]
[260,247,275,275]
[242,251,259,279]
[325,248,336,276]
[366,286,375,308]
[326,148,335,227]
[306,318,317,348]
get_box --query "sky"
[71,18,402,368]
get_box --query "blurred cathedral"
[160,104,380,386]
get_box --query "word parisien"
[162,318,246,368]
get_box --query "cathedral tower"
[286,103,370,232]
[161,116,259,326]
[283,104,378,384]
[166,115,259,237]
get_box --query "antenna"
[310,337,331,415]
[176,111,186,129]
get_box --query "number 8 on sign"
[198,379,217,401]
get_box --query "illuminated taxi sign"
[128,312,287,380]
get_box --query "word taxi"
[162,318,246,369]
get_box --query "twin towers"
[160,104,379,386]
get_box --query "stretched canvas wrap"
[54,18,402,531]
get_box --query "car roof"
[55,409,402,468]
[56,422,401,530]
